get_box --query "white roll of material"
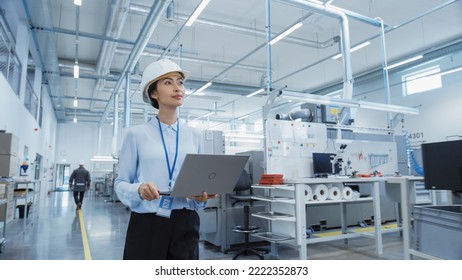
[304,185,313,202]
[342,186,354,200]
[352,190,361,200]
[328,185,342,201]
[312,184,329,201]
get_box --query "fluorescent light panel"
[384,55,423,70]
[237,114,251,120]
[225,133,264,139]
[185,0,211,27]
[436,66,462,77]
[73,64,79,79]
[358,101,419,115]
[332,41,371,60]
[74,0,82,6]
[186,90,204,96]
[90,158,118,162]
[269,22,303,45]
[228,138,261,144]
[197,82,212,92]
[203,111,214,117]
[93,156,114,159]
[73,117,77,123]
[73,98,78,107]
[246,88,264,98]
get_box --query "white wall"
[56,122,116,176]
[354,51,462,145]
[0,72,58,195]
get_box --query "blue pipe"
[404,131,424,175]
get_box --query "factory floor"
[0,189,406,260]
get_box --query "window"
[403,66,442,96]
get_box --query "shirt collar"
[150,116,179,132]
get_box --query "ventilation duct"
[275,109,314,122]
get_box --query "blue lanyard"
[156,116,179,189]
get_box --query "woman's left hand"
[190,191,218,202]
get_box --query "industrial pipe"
[275,108,313,122]
[275,0,353,99]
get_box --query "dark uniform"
[69,165,91,210]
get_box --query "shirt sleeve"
[114,129,144,210]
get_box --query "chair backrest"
[234,169,252,192]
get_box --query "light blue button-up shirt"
[114,117,205,213]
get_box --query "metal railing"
[24,79,38,118]
[0,20,21,96]
[1,10,40,122]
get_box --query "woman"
[115,59,213,260]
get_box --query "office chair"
[224,170,269,260]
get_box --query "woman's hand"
[138,182,162,201]
[190,191,218,202]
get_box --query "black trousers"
[73,191,85,205]
[123,209,200,260]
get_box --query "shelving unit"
[0,183,7,253]
[0,178,15,253]
[252,177,387,260]
[13,180,40,233]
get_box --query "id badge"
[157,196,174,218]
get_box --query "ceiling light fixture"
[332,41,371,60]
[191,111,215,122]
[237,114,251,120]
[384,55,423,70]
[185,0,211,27]
[246,88,264,98]
[90,155,118,162]
[269,22,303,45]
[73,64,79,79]
[73,117,77,123]
[228,138,261,144]
[73,98,78,107]
[280,90,419,115]
[435,66,462,77]
[225,133,264,139]
[74,0,82,6]
[197,82,212,92]
[358,100,419,115]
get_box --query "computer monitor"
[421,139,462,191]
[312,153,339,177]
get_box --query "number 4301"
[408,132,424,139]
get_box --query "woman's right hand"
[138,182,162,201]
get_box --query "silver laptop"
[168,154,250,197]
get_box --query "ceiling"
[17,0,462,126]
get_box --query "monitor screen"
[312,153,339,176]
[421,139,462,191]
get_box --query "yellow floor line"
[313,223,398,237]
[77,209,92,260]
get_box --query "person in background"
[69,160,91,210]
[114,59,215,260]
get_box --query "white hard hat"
[141,59,189,107]
[79,160,85,165]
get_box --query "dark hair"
[147,81,159,109]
